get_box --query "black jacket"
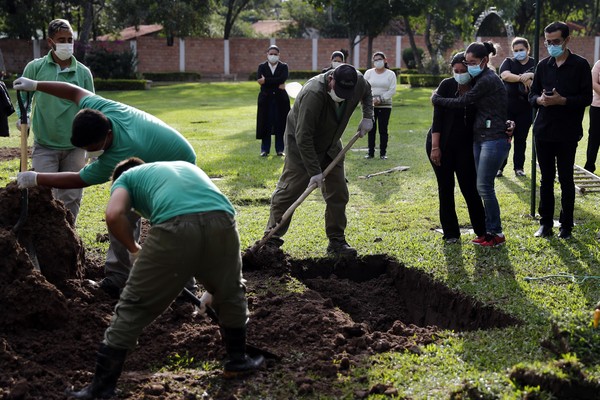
[0,81,15,137]
[256,61,291,139]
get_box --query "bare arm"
[36,172,89,189]
[105,188,139,253]
[36,81,92,106]
[593,61,600,96]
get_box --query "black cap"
[332,64,357,100]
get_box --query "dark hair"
[465,41,497,59]
[511,37,530,50]
[111,157,145,182]
[544,21,569,38]
[267,45,279,53]
[450,52,466,66]
[71,109,111,148]
[372,51,389,68]
[331,51,345,62]
[48,19,72,38]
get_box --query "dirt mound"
[0,184,521,399]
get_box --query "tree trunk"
[77,0,95,61]
[423,13,439,75]
[367,36,374,69]
[403,16,424,73]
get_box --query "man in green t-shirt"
[13,77,197,297]
[16,19,94,221]
[67,158,263,398]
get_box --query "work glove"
[358,118,373,138]
[128,250,139,265]
[17,171,38,189]
[197,291,213,316]
[309,173,324,188]
[15,117,30,131]
[13,77,38,92]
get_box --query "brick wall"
[2,35,599,79]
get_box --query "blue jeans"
[473,138,510,234]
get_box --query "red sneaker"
[471,235,487,245]
[480,234,506,247]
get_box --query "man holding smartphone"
[529,21,592,239]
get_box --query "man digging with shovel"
[12,77,197,298]
[264,64,373,257]
[66,158,263,399]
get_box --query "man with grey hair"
[16,18,94,221]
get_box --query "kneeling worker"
[67,158,263,399]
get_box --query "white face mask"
[86,134,108,158]
[267,55,279,64]
[373,60,385,69]
[328,89,345,103]
[331,61,342,69]
[54,43,74,61]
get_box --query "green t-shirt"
[111,161,235,225]
[19,52,95,149]
[78,95,196,185]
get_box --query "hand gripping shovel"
[182,288,280,360]
[247,130,362,255]
[13,90,40,271]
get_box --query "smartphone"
[544,89,553,96]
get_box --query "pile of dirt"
[0,183,517,399]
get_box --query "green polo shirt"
[78,94,197,186]
[18,51,95,149]
[111,161,235,225]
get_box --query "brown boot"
[66,343,127,399]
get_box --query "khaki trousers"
[104,211,247,350]
[266,154,349,241]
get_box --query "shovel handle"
[258,130,362,247]
[16,91,30,173]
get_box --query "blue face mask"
[453,72,471,85]
[547,44,564,58]
[513,50,527,61]
[467,63,483,77]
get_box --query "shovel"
[247,130,362,255]
[182,288,280,360]
[12,90,40,271]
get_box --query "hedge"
[406,74,450,88]
[249,68,402,82]
[142,72,201,82]
[93,79,149,91]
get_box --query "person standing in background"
[427,52,486,244]
[498,37,536,177]
[364,52,397,160]
[529,21,592,239]
[256,45,290,157]
[584,59,600,174]
[16,19,94,222]
[431,41,510,247]
[322,50,345,73]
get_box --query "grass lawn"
[2,81,600,398]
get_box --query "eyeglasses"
[463,60,482,67]
[544,39,564,47]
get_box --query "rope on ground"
[524,273,600,284]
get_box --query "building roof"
[97,24,163,41]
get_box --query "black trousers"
[367,108,392,157]
[426,140,486,239]
[584,106,600,173]
[535,139,578,229]
[502,107,532,171]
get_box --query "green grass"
[2,82,600,398]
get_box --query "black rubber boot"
[221,327,264,379]
[66,343,127,399]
